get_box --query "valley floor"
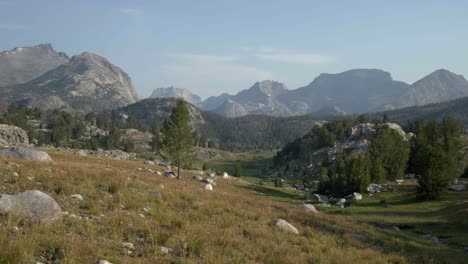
[0,150,466,263]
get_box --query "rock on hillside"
[0,147,53,162]
[0,44,69,87]
[0,52,139,113]
[0,190,62,223]
[393,69,468,108]
[0,125,29,146]
[150,86,202,106]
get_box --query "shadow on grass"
[238,184,303,202]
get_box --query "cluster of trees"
[317,127,409,196]
[407,118,462,199]
[0,104,41,142]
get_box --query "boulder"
[0,190,62,223]
[203,178,216,186]
[346,192,362,201]
[0,124,29,146]
[367,184,382,194]
[0,147,53,162]
[144,160,155,165]
[204,184,213,191]
[120,242,135,250]
[448,184,466,191]
[75,150,87,157]
[271,219,299,235]
[335,198,346,208]
[221,172,229,179]
[306,193,328,202]
[164,172,177,179]
[192,175,203,181]
[97,260,113,264]
[296,204,318,213]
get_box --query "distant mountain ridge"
[197,69,468,118]
[0,44,69,86]
[0,45,139,113]
[150,87,202,106]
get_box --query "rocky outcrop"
[0,124,29,146]
[0,44,69,86]
[0,190,62,223]
[150,87,202,106]
[213,99,248,118]
[0,147,53,162]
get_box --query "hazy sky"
[1,0,467,99]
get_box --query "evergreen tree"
[161,99,193,178]
[234,163,241,177]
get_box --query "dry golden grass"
[0,150,453,263]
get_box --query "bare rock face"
[0,190,62,223]
[213,99,248,118]
[0,124,29,146]
[0,147,53,162]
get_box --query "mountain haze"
[0,44,69,86]
[150,87,202,106]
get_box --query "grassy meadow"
[0,150,466,263]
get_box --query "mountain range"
[1,44,468,117]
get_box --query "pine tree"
[234,163,241,177]
[161,99,193,178]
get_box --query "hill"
[0,148,466,263]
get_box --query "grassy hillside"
[0,150,466,263]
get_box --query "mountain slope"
[0,44,69,86]
[0,52,139,113]
[279,69,410,114]
[393,69,468,108]
[150,87,202,106]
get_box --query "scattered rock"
[164,172,177,179]
[306,193,328,202]
[204,184,213,191]
[346,192,362,201]
[0,147,53,162]
[156,171,162,175]
[144,160,155,165]
[97,260,113,264]
[192,175,203,181]
[120,242,135,250]
[367,184,382,194]
[296,204,318,213]
[0,190,62,223]
[75,150,87,157]
[221,172,229,178]
[271,219,299,235]
[0,124,29,146]
[448,184,466,191]
[203,178,216,186]
[70,194,84,201]
[160,246,174,255]
[335,198,346,208]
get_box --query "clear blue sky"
[1,0,467,99]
